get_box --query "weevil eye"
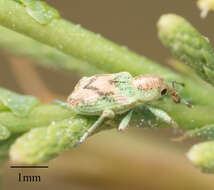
[160,88,168,96]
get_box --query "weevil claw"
[170,119,179,129]
[118,127,125,132]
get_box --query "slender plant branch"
[167,59,207,83]
[0,0,162,76]
[187,139,214,173]
[0,25,103,76]
[0,1,198,79]
[157,13,214,172]
[158,14,214,86]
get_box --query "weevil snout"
[159,81,182,104]
[169,88,181,104]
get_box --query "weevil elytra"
[59,72,190,143]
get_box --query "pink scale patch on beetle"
[68,88,100,106]
[134,74,163,91]
[67,74,118,107]
[115,95,130,104]
[88,75,116,95]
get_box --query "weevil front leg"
[118,110,133,132]
[146,105,178,128]
[79,109,115,144]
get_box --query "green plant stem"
[0,88,212,164]
[8,104,214,164]
[187,140,214,173]
[158,14,214,86]
[168,59,203,82]
[0,26,103,76]
[9,116,93,164]
[0,0,161,76]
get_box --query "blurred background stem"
[0,26,103,76]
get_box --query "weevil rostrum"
[58,72,190,143]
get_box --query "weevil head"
[133,74,170,103]
[134,75,191,107]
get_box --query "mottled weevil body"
[65,72,189,143]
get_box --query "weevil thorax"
[133,74,169,103]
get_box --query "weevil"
[58,72,191,143]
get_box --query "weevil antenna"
[169,82,192,108]
[171,81,185,88]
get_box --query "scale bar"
[10,166,48,168]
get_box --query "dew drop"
[76,24,81,28]
[17,0,60,25]
[122,46,128,50]
[51,121,56,125]
[203,36,210,42]
[96,34,102,38]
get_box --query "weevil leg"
[54,99,68,107]
[146,105,178,129]
[79,109,115,144]
[118,110,133,132]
